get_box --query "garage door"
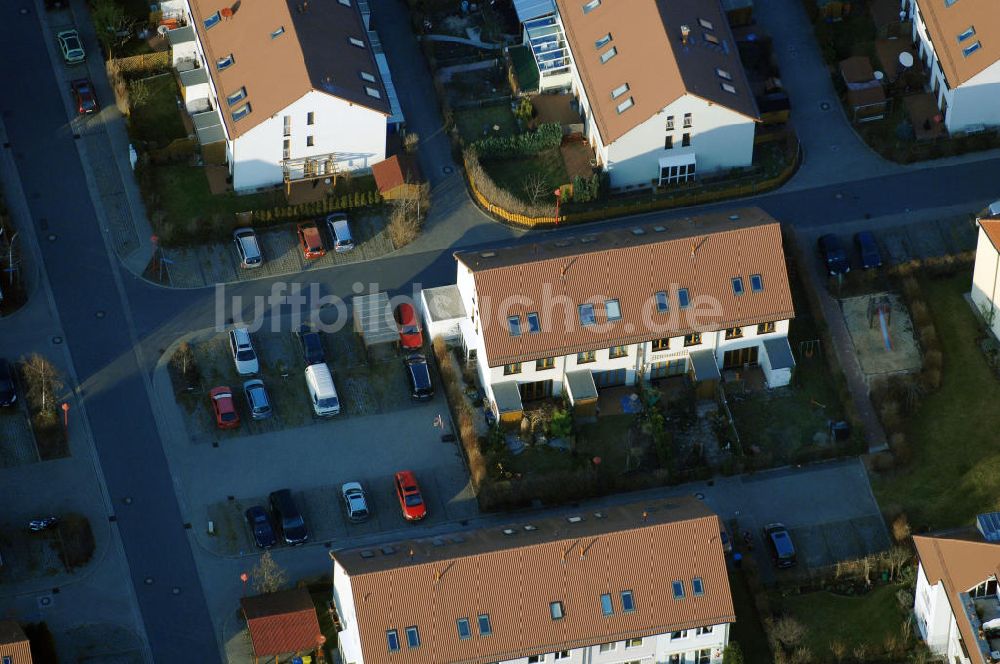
[593,369,626,388]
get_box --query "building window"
[554,652,570,660]
[655,290,669,312]
[669,656,682,664]
[283,115,291,136]
[216,54,235,70]
[666,115,674,130]
[600,593,613,616]
[621,590,635,612]
[582,0,601,13]
[504,363,521,375]
[609,345,628,359]
[683,112,692,128]
[349,36,366,47]
[672,580,686,599]
[339,0,351,5]
[306,135,314,147]
[595,33,612,48]
[478,614,492,636]
[750,273,764,292]
[957,26,975,42]
[527,312,541,334]
[665,135,673,149]
[528,657,542,664]
[652,338,670,352]
[226,87,247,106]
[626,638,643,648]
[599,642,616,651]
[678,288,690,308]
[684,333,701,346]
[611,83,630,99]
[550,601,564,620]
[671,630,688,640]
[698,17,714,30]
[578,303,596,326]
[282,139,290,160]
[963,41,981,57]
[536,357,555,371]
[716,67,732,80]
[361,71,377,82]
[616,97,634,114]
[693,577,705,596]
[270,25,285,38]
[600,46,618,63]
[659,161,695,185]
[508,315,522,337]
[704,32,720,45]
[306,111,315,125]
[204,11,221,28]
[697,648,712,664]
[722,82,737,94]
[456,618,471,640]
[725,327,743,340]
[682,132,691,147]
[577,351,596,364]
[758,322,776,335]
[386,630,400,652]
[605,298,621,321]
[405,626,420,648]
[231,104,251,122]
[696,625,713,635]
[365,87,382,99]
[732,277,744,296]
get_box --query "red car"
[297,222,326,260]
[209,386,241,430]
[394,470,426,521]
[394,303,424,351]
[70,78,98,115]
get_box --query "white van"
[305,364,340,416]
[325,213,355,253]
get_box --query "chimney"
[690,242,696,258]
[680,25,690,45]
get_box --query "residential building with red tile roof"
[423,207,794,422]
[904,0,1000,133]
[241,588,323,661]
[0,621,33,664]
[970,208,1000,339]
[156,0,402,191]
[331,497,734,664]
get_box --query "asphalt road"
[0,4,218,662]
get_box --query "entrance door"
[650,359,686,379]
[519,380,553,402]
[593,369,626,388]
[723,346,759,370]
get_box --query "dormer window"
[360,71,377,83]
[527,312,541,334]
[616,97,634,114]
[600,47,618,64]
[271,26,285,39]
[605,298,621,321]
[750,274,764,292]
[957,26,975,42]
[582,0,601,13]
[508,315,522,337]
[226,87,247,106]
[732,277,744,296]
[365,87,382,99]
[698,17,714,30]
[549,601,564,620]
[386,630,400,652]
[204,11,221,28]
[721,82,737,94]
[217,54,235,70]
[672,580,686,599]
[600,593,613,616]
[595,33,612,48]
[578,303,596,326]
[963,41,981,57]
[655,290,669,312]
[716,68,732,80]
[692,577,705,596]
[704,32,720,45]
[611,83,629,99]
[478,614,492,636]
[349,36,366,48]
[678,288,690,309]
[621,590,635,612]
[231,103,251,121]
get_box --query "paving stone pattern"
[0,411,38,467]
[78,128,139,256]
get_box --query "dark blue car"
[854,231,883,269]
[818,234,851,276]
[244,505,277,549]
[764,523,797,568]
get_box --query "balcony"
[191,106,226,145]
[963,592,1000,662]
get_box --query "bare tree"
[403,132,420,153]
[770,616,806,650]
[21,354,64,412]
[128,79,151,108]
[522,172,549,207]
[828,639,847,663]
[91,0,137,56]
[852,643,869,663]
[251,551,288,594]
[885,545,911,582]
[386,178,430,248]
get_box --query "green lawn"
[509,45,540,92]
[128,74,188,147]
[483,147,570,199]
[506,413,634,476]
[780,584,908,656]
[454,104,520,143]
[874,273,1000,529]
[148,163,281,232]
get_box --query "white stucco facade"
[971,224,1000,340]
[913,563,974,664]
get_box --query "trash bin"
[733,552,742,569]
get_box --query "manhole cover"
[442,165,454,175]
[47,234,57,242]
[37,595,53,608]
[95,310,106,319]
[19,7,30,14]
[835,192,844,199]
[171,587,181,595]
[144,577,154,585]
[830,144,840,152]
[123,496,133,505]
[820,101,832,111]
[52,336,63,345]
[694,492,706,500]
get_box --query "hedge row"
[473,122,562,159]
[248,190,382,225]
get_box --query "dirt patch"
[530,93,580,125]
[560,137,595,180]
[842,293,922,379]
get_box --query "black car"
[404,354,434,401]
[268,489,309,545]
[763,523,797,568]
[244,505,277,549]
[296,325,325,366]
[818,234,850,276]
[0,359,17,407]
[854,231,883,269]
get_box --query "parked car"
[0,359,17,407]
[854,231,883,269]
[763,523,797,568]
[817,234,850,276]
[56,29,86,64]
[296,325,325,366]
[304,363,340,416]
[394,303,424,351]
[268,489,309,545]
[403,354,434,401]
[233,227,263,268]
[325,213,355,253]
[394,470,427,521]
[720,524,732,555]
[209,386,240,430]
[229,327,259,375]
[243,379,272,420]
[341,482,370,522]
[70,78,98,115]
[297,221,326,260]
[244,505,277,549]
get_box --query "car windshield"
[236,349,255,361]
[402,325,420,335]
[404,494,423,507]
[411,366,430,387]
[221,412,237,422]
[318,396,339,409]
[252,511,267,523]
[66,36,81,49]
[286,515,305,528]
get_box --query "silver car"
[341,482,370,522]
[229,328,259,376]
[243,379,272,420]
[233,227,263,268]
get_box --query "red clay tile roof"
[916,0,1000,88]
[0,621,32,664]
[980,219,1000,252]
[455,207,794,367]
[241,588,322,657]
[372,154,424,193]
[914,533,1000,664]
[334,497,734,664]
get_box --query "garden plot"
[841,294,922,379]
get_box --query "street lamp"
[553,187,562,225]
[61,402,70,439]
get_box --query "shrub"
[433,337,486,488]
[465,148,555,218]
[473,122,562,159]
[919,368,942,391]
[889,432,912,466]
[879,400,903,434]
[909,300,930,327]
[923,349,943,371]
[918,325,938,349]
